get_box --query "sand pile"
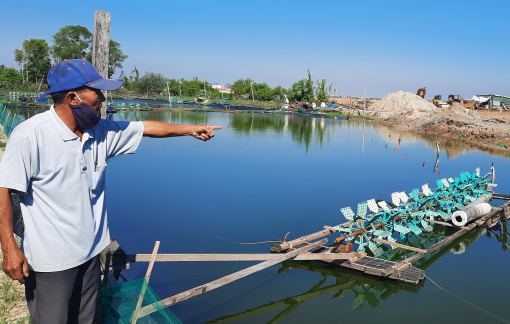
[370,91,436,120]
[421,103,483,129]
[438,102,482,123]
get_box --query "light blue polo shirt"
[0,106,144,272]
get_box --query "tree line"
[1,25,335,104]
[0,25,128,90]
[122,69,336,103]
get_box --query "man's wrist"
[1,234,19,252]
[186,125,195,136]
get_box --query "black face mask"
[70,92,101,130]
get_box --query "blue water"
[94,110,510,324]
[8,107,509,323]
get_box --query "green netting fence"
[0,104,23,137]
[94,278,182,324]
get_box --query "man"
[0,59,222,324]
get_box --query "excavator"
[416,87,427,98]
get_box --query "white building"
[211,84,234,94]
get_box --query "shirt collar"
[49,106,78,141]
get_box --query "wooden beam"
[92,9,111,118]
[372,238,427,253]
[131,241,160,324]
[126,252,363,262]
[276,228,335,252]
[137,239,328,318]
[102,252,111,287]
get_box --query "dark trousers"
[24,255,100,324]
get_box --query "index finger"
[206,126,223,130]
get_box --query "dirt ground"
[375,105,510,152]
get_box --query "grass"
[0,143,5,149]
[0,237,30,323]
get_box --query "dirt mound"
[370,91,436,120]
[420,103,483,129]
[438,102,482,123]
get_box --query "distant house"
[211,84,234,94]
[471,94,510,109]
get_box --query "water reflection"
[6,108,47,120]
[5,107,510,160]
[229,114,339,151]
[115,109,209,125]
[377,124,510,159]
[487,221,510,252]
[206,226,495,323]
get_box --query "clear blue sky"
[1,0,508,98]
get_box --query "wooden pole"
[137,239,328,319]
[423,217,467,230]
[372,238,427,253]
[102,252,111,287]
[131,241,160,324]
[125,252,362,262]
[92,9,111,119]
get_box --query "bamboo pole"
[131,241,160,324]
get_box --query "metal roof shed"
[471,94,510,109]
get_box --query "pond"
[13,108,510,323]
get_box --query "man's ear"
[66,92,80,106]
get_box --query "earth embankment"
[370,91,510,149]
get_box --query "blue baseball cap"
[40,59,123,98]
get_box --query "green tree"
[315,78,327,104]
[228,78,252,99]
[16,39,52,83]
[290,79,308,101]
[85,39,128,78]
[0,68,23,88]
[51,25,92,62]
[13,48,27,83]
[252,83,272,101]
[302,70,315,103]
[137,72,167,97]
[107,40,128,78]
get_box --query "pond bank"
[374,106,510,154]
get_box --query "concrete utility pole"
[92,9,111,118]
[166,82,172,107]
[364,86,366,110]
[250,80,255,102]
